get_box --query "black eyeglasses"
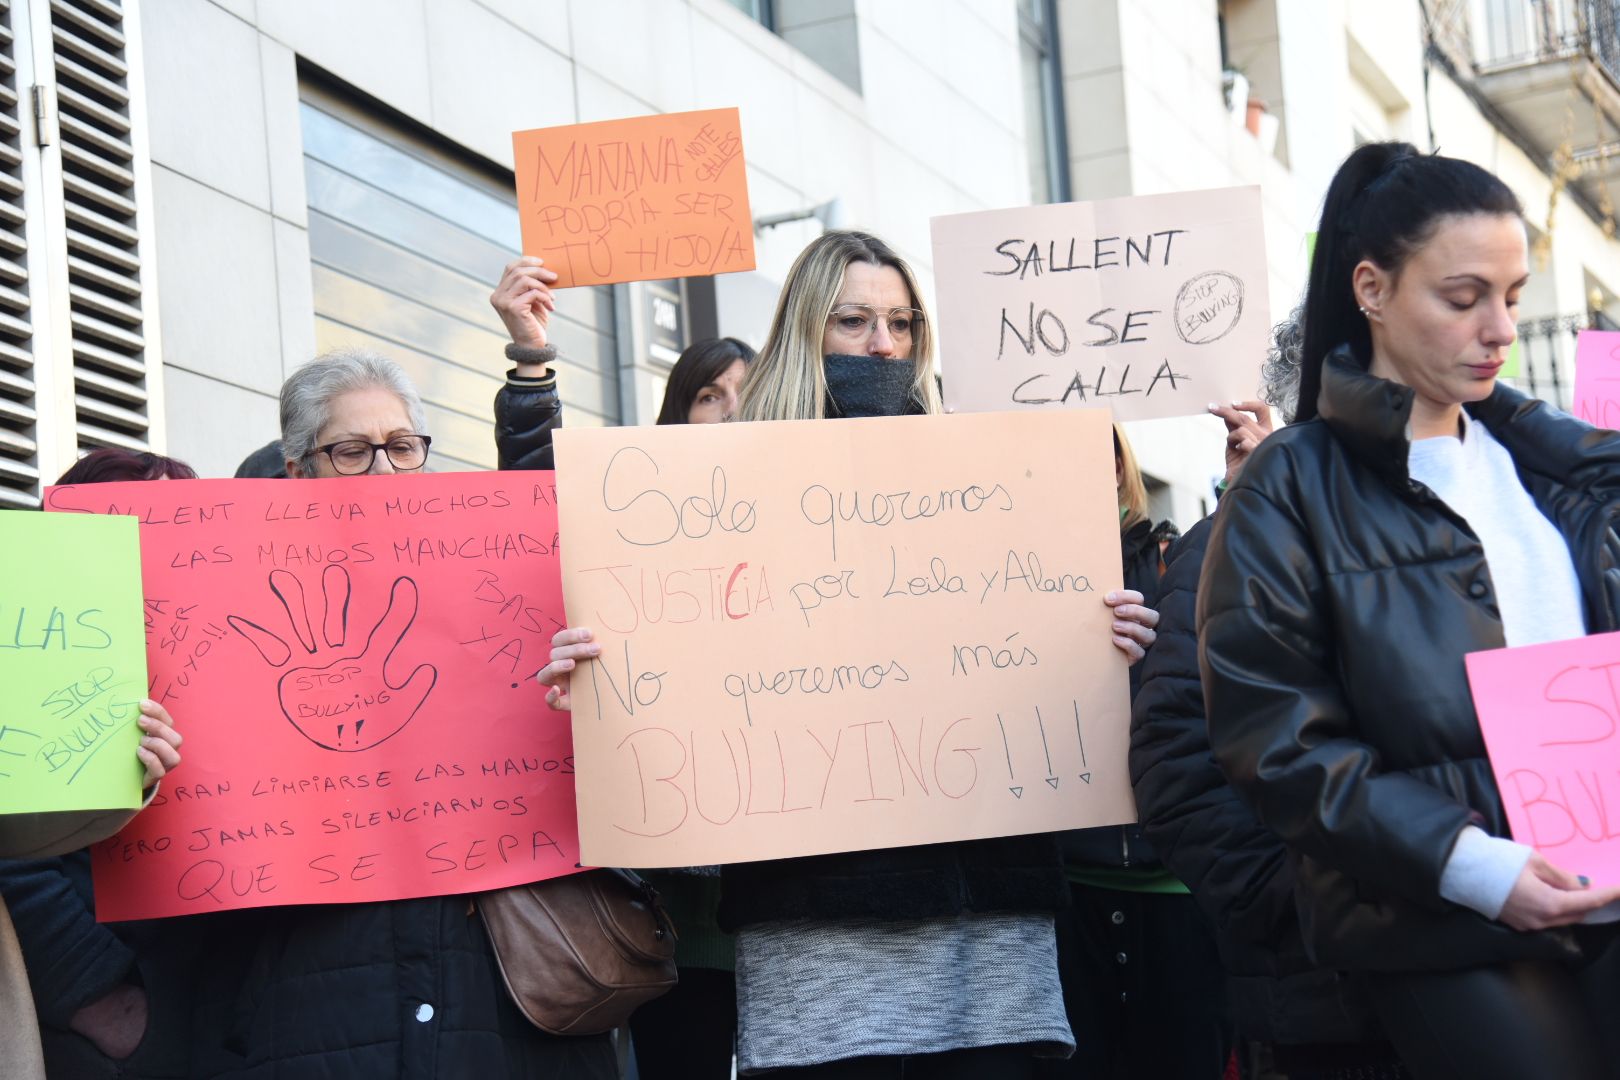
[310,434,432,475]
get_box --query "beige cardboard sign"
[555,411,1136,868]
[931,186,1269,421]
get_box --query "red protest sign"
[1572,329,1620,429]
[512,107,756,287]
[1466,630,1620,886]
[45,472,580,920]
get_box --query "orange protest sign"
[554,411,1137,869]
[513,108,756,288]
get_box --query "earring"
[1358,306,1369,315]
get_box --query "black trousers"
[1039,884,1232,1079]
[774,1044,1045,1079]
[1359,927,1620,1080]
[629,966,736,1080]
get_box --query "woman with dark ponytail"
[1198,141,1620,1079]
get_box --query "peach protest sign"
[931,186,1269,422]
[46,472,581,920]
[1466,630,1620,886]
[513,107,756,287]
[1572,329,1620,429]
[555,410,1137,868]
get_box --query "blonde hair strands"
[738,230,943,422]
[1114,422,1150,529]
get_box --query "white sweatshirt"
[1406,411,1613,922]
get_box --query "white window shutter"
[46,0,163,458]
[0,0,48,507]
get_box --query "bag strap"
[601,868,679,943]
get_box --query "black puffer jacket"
[718,835,1069,929]
[1059,516,1176,868]
[195,900,614,1079]
[1199,347,1620,973]
[494,366,562,470]
[1132,516,1379,1045]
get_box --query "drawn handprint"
[227,566,438,752]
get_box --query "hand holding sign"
[227,566,438,753]
[490,256,560,351]
[135,700,183,785]
[538,626,599,712]
[1104,590,1158,663]
[1500,851,1620,930]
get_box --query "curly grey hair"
[1260,302,1304,425]
[279,348,427,465]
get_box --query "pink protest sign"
[46,472,582,920]
[1572,329,1620,429]
[1466,630,1620,885]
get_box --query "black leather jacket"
[1199,346,1620,973]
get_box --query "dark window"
[1019,0,1070,203]
[723,0,775,31]
[298,80,620,469]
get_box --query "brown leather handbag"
[475,868,679,1036]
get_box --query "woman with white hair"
[194,348,617,1080]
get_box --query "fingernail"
[586,645,600,656]
[1113,622,1128,631]
[1206,402,1219,412]
[1580,875,1592,888]
[137,717,153,730]
[1231,399,1243,407]
[140,699,157,711]
[1105,591,1119,602]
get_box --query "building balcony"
[1445,0,1620,215]
[1461,0,1620,209]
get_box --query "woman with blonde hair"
[542,229,1159,1077]
[734,229,942,423]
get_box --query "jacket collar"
[1315,342,1616,495]
[1316,345,1417,486]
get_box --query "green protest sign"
[0,511,146,813]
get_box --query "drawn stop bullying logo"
[227,566,438,752]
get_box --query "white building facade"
[1053,0,1620,526]
[5,0,1618,532]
